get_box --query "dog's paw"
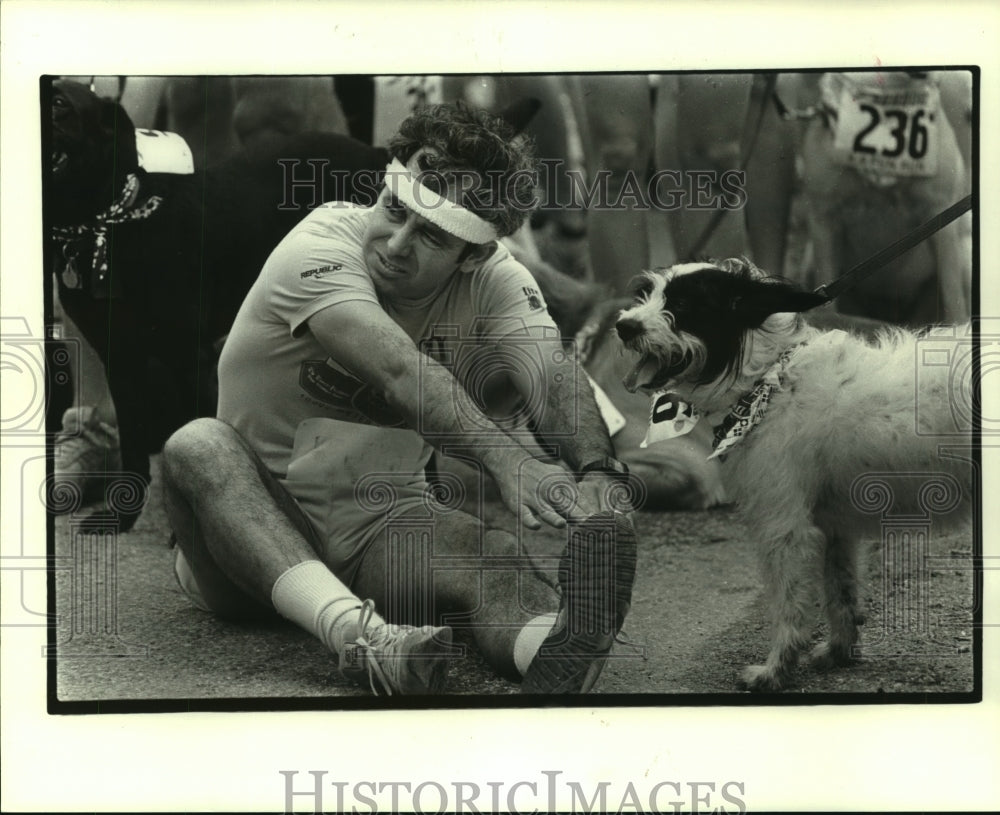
[808,641,855,671]
[740,665,787,692]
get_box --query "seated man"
[163,102,637,695]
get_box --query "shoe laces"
[349,599,395,696]
[612,627,642,652]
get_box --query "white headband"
[383,158,499,244]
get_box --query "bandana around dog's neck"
[707,346,795,460]
[51,172,163,298]
[641,344,806,460]
[383,158,499,244]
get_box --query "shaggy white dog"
[616,258,974,691]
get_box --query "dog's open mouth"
[622,352,688,393]
[52,150,69,175]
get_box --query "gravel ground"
[53,456,976,707]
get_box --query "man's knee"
[162,417,242,487]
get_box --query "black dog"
[47,78,390,529]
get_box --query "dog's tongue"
[623,353,658,393]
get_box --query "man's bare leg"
[351,506,558,681]
[161,418,453,693]
[161,418,324,612]
[352,503,637,692]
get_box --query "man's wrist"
[576,456,630,483]
[480,445,528,477]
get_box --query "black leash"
[813,193,973,303]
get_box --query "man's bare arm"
[307,301,586,528]
[504,327,628,514]
[502,327,614,468]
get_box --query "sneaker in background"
[53,406,123,508]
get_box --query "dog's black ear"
[498,97,542,136]
[731,280,827,327]
[98,96,134,135]
[98,96,139,170]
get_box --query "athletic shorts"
[174,420,432,611]
[280,418,433,585]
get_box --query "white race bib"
[832,80,940,178]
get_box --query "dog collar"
[713,333,845,459]
[52,172,163,297]
[383,158,499,244]
[708,346,796,460]
[641,339,836,459]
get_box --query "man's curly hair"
[388,102,538,239]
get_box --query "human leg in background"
[572,74,653,292]
[156,76,239,168]
[654,73,752,265]
[334,75,376,144]
[743,74,797,276]
[654,73,796,273]
[51,281,122,504]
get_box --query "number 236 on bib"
[831,77,941,179]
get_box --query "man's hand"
[488,451,590,531]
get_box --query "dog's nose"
[616,317,644,341]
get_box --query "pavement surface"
[53,456,976,707]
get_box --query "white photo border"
[2,0,998,811]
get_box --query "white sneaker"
[339,600,453,695]
[53,406,123,507]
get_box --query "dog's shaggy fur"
[616,258,974,691]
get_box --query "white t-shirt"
[217,203,557,567]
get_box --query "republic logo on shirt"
[298,358,406,427]
[300,262,344,279]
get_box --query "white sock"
[513,613,559,676]
[270,560,385,655]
